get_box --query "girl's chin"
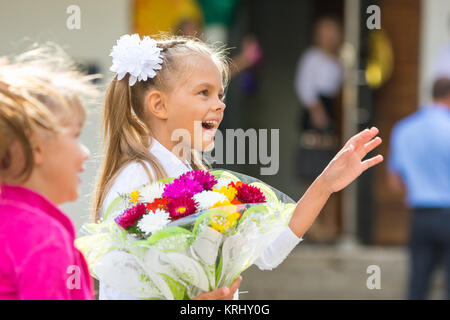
[191,141,214,152]
[202,141,215,152]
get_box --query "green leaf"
[191,211,213,239]
[209,169,241,182]
[146,227,192,245]
[134,227,192,253]
[157,177,176,184]
[160,274,187,300]
[215,252,223,288]
[103,196,125,221]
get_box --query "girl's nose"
[216,99,226,111]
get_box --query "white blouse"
[294,47,343,107]
[99,138,302,300]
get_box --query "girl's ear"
[146,90,168,120]
[31,134,45,166]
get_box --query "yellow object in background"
[366,30,394,89]
[134,0,203,36]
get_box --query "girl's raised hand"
[320,127,384,194]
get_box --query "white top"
[432,43,450,80]
[99,138,302,300]
[294,47,343,107]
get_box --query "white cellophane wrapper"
[75,169,296,300]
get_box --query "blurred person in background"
[293,16,344,241]
[388,78,450,300]
[294,16,344,183]
[294,16,343,135]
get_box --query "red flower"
[229,181,243,190]
[235,183,266,204]
[166,197,198,220]
[115,203,147,230]
[146,197,170,212]
[231,198,243,205]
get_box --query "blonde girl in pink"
[93,34,383,300]
[0,46,98,299]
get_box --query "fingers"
[357,136,382,159]
[194,287,229,300]
[362,155,384,171]
[218,276,243,300]
[228,276,242,297]
[346,127,379,150]
[194,276,242,300]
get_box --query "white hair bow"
[109,34,163,86]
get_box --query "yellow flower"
[129,190,140,204]
[210,200,236,214]
[213,186,237,202]
[210,202,241,233]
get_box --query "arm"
[254,127,383,270]
[387,171,406,195]
[386,127,406,195]
[289,127,383,238]
[307,101,330,130]
[229,35,262,77]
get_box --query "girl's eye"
[200,89,208,96]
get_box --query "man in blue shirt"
[388,78,450,299]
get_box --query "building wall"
[373,0,421,245]
[0,0,131,231]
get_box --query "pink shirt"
[0,185,93,300]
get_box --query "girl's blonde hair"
[0,44,99,183]
[93,35,230,222]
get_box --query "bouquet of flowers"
[76,169,296,300]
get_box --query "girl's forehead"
[175,54,223,90]
[58,100,85,130]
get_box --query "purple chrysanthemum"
[162,177,203,199]
[115,203,147,230]
[179,170,218,191]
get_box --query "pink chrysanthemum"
[179,170,218,191]
[235,183,266,204]
[115,203,147,230]
[162,176,203,199]
[166,197,198,220]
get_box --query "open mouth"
[201,120,218,130]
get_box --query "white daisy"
[137,209,170,235]
[139,182,165,202]
[193,191,228,212]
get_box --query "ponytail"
[92,75,168,222]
